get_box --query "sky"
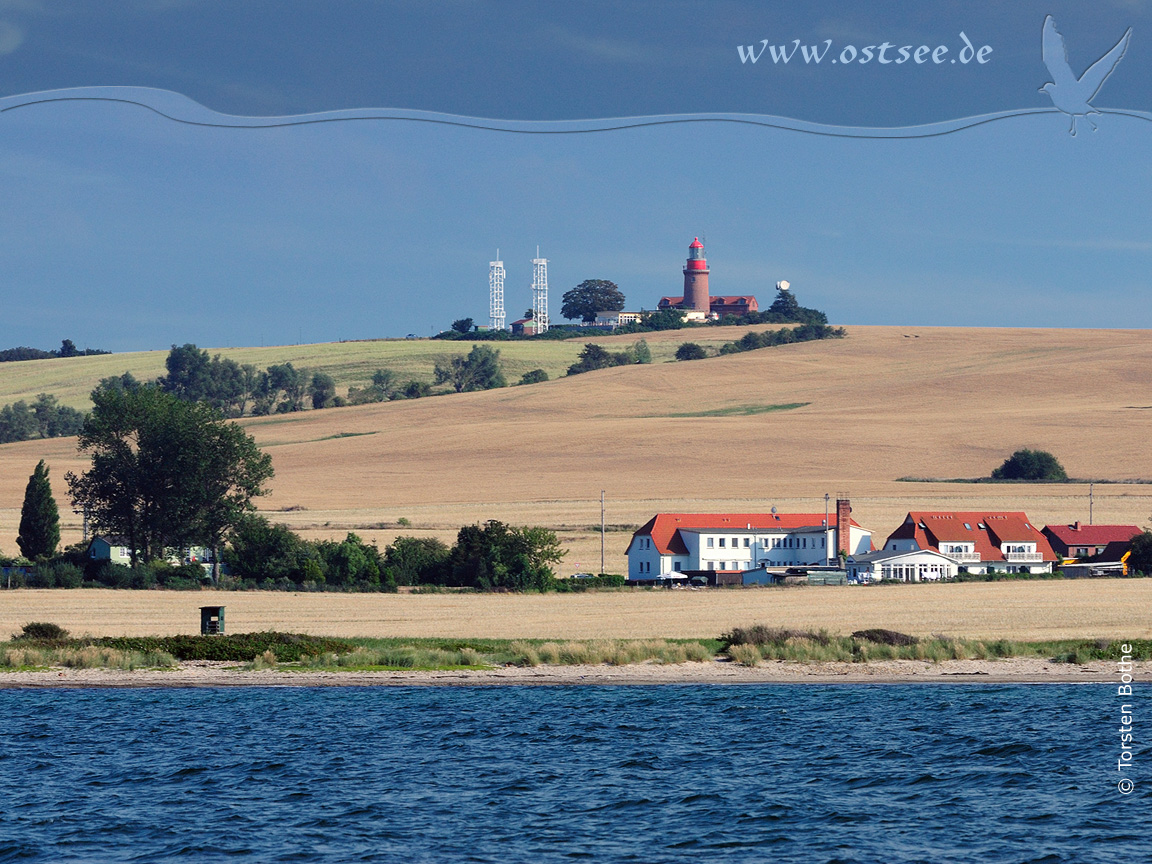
[0,1,1149,351]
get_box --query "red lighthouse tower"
[683,237,710,313]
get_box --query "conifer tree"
[17,459,60,560]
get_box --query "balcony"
[942,551,982,562]
[1004,551,1043,562]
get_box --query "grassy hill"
[3,325,1151,575]
[0,330,741,410]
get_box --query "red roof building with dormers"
[882,512,1058,574]
[1042,522,1141,560]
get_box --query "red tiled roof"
[629,512,858,556]
[888,512,1058,562]
[1043,523,1141,546]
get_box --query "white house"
[625,500,872,581]
[847,548,960,583]
[88,536,218,572]
[881,512,1058,575]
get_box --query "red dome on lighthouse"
[685,237,708,271]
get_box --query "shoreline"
[0,657,1138,688]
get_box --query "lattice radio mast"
[531,247,549,334]
[489,250,506,331]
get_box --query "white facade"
[627,522,872,580]
[847,549,960,583]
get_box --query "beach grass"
[5,630,1143,673]
[719,626,1151,664]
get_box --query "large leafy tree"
[17,460,60,560]
[561,280,625,323]
[434,345,506,393]
[66,384,274,569]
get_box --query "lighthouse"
[682,237,710,313]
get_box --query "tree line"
[0,339,111,363]
[0,395,86,444]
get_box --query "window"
[743,538,750,548]
[673,562,682,572]
[708,562,716,570]
[802,538,807,549]
[963,523,972,530]
[706,537,714,548]
[719,538,726,548]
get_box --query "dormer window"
[963,523,972,530]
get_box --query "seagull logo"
[1040,15,1132,135]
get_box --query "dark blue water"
[0,685,1147,863]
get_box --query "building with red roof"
[625,499,871,581]
[882,512,1058,575]
[1041,522,1141,561]
[655,238,759,321]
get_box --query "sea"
[0,684,1147,863]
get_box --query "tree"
[434,345,506,392]
[675,342,708,361]
[446,520,564,590]
[66,385,274,568]
[561,280,625,323]
[1127,530,1152,575]
[17,460,60,560]
[309,372,337,409]
[519,369,549,385]
[991,449,1068,481]
[160,343,213,402]
[452,317,474,334]
[349,368,400,404]
[384,536,450,585]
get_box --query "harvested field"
[2,326,1152,576]
[3,580,1150,641]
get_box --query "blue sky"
[0,1,1149,351]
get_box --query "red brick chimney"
[836,498,852,558]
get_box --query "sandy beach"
[0,657,1140,688]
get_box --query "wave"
[3,86,1150,139]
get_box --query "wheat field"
[2,325,1152,583]
[2,581,1149,641]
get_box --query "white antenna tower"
[489,250,506,330]
[531,246,549,334]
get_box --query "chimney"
[836,499,852,558]
[1072,521,1081,531]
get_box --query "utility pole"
[1089,482,1094,525]
[600,490,606,576]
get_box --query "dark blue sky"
[0,1,1149,350]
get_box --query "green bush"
[91,632,356,662]
[991,449,1068,481]
[13,622,70,641]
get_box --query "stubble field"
[3,580,1150,641]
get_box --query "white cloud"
[0,20,24,55]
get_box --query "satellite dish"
[770,506,778,515]
[776,280,790,291]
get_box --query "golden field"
[2,580,1150,641]
[2,325,1152,583]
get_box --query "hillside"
[2,325,1151,574]
[0,330,740,411]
